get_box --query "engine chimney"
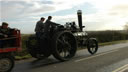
[77,10,83,31]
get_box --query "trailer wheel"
[0,54,14,72]
[87,39,98,54]
[52,31,77,61]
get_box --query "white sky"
[0,0,128,33]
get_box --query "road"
[12,42,128,72]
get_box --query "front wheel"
[87,38,98,54]
[52,31,77,61]
[0,53,14,72]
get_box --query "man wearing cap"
[44,16,59,34]
[35,17,45,38]
[0,22,11,48]
[0,22,11,38]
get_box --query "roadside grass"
[15,54,32,60]
[15,40,128,60]
[99,40,128,46]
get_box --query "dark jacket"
[35,20,44,32]
[44,20,59,33]
[0,26,11,38]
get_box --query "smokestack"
[77,10,83,31]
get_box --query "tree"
[124,22,128,31]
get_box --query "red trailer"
[0,29,21,72]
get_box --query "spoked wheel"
[0,54,14,72]
[52,31,77,61]
[87,38,98,54]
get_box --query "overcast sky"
[0,0,128,34]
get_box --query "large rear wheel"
[52,31,77,61]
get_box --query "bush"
[15,34,32,56]
[87,30,128,43]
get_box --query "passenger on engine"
[35,17,45,38]
[44,16,59,34]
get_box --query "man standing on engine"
[35,17,45,38]
[44,16,59,34]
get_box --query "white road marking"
[112,64,128,72]
[75,49,119,62]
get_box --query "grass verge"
[15,54,32,60]
[99,40,128,46]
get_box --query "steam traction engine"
[26,10,98,61]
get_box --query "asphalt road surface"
[12,42,128,72]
